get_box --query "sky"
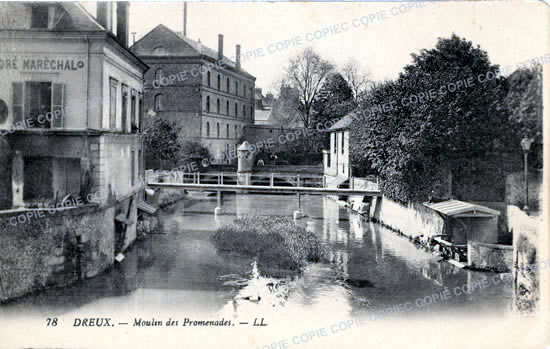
[83,1,549,94]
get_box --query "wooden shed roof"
[424,200,500,218]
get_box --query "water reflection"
[1,193,512,321]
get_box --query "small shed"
[424,200,501,245]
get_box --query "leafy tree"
[144,118,181,170]
[269,84,303,127]
[505,65,543,168]
[312,72,356,126]
[284,47,334,127]
[350,34,511,203]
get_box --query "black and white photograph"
[0,1,548,348]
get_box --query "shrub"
[211,215,324,270]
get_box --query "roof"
[255,110,272,122]
[131,24,255,79]
[328,111,357,131]
[424,200,501,218]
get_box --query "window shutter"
[52,83,64,128]
[12,83,23,123]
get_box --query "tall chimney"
[97,2,112,32]
[236,44,241,69]
[116,2,129,47]
[218,34,223,61]
[183,2,187,37]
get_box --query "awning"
[137,200,159,215]
[424,200,500,218]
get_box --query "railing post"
[197,172,200,184]
[270,173,274,187]
[323,175,326,188]
[297,174,301,187]
[221,171,224,185]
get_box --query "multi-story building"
[0,2,147,249]
[131,24,256,164]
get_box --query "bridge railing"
[146,170,380,191]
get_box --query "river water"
[1,193,513,329]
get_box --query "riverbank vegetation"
[211,216,324,270]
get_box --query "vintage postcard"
[0,1,548,348]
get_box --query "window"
[207,71,211,87]
[110,79,117,129]
[154,94,164,111]
[217,74,221,90]
[206,96,210,113]
[234,125,237,137]
[31,5,49,29]
[206,121,210,137]
[332,133,336,154]
[226,77,230,92]
[234,102,238,116]
[242,105,245,118]
[226,101,229,115]
[138,92,143,132]
[13,81,65,129]
[235,81,238,95]
[138,150,143,180]
[226,124,229,138]
[131,89,137,132]
[341,132,344,154]
[216,99,220,114]
[243,85,246,97]
[131,151,135,186]
[155,68,164,82]
[152,46,167,55]
[250,106,253,120]
[216,123,220,138]
[121,84,128,132]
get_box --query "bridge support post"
[215,191,224,215]
[293,192,303,219]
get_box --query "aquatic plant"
[211,215,324,270]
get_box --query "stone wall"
[0,205,115,302]
[508,205,542,313]
[505,170,543,210]
[370,195,446,242]
[468,241,513,272]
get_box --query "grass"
[211,215,325,271]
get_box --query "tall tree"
[350,34,511,202]
[284,48,334,127]
[341,59,371,103]
[312,72,356,126]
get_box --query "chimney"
[183,2,187,37]
[218,34,223,61]
[116,2,129,47]
[236,44,241,70]
[197,39,202,54]
[96,2,113,32]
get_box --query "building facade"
[131,25,256,164]
[323,113,351,179]
[0,2,147,248]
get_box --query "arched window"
[206,96,210,113]
[217,74,221,90]
[226,101,229,115]
[235,102,238,116]
[207,72,211,87]
[152,46,167,55]
[226,124,229,138]
[216,123,220,138]
[155,68,164,82]
[242,105,245,118]
[216,99,220,114]
[206,122,210,137]
[226,77,230,92]
[154,94,164,111]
